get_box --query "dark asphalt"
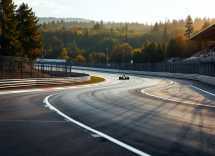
[0,70,215,156]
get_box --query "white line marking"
[141,80,215,108]
[91,134,102,137]
[44,93,150,156]
[189,85,215,97]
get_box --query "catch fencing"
[71,57,215,77]
[0,55,215,79]
[0,56,87,79]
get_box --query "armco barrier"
[73,66,201,81]
[72,66,120,73]
[0,76,90,89]
[201,76,215,86]
[72,66,215,86]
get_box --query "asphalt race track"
[1,69,215,156]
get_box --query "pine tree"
[16,3,43,59]
[162,23,168,60]
[0,0,23,56]
[100,20,104,29]
[42,22,47,30]
[87,53,94,62]
[125,23,128,31]
[61,25,66,30]
[153,22,159,33]
[85,28,89,37]
[185,15,194,38]
[201,21,210,30]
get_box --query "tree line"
[0,0,43,59]
[41,15,214,63]
[0,0,214,63]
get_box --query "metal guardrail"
[0,76,90,89]
[122,70,201,81]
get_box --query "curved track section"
[1,70,215,156]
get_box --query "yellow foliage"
[175,34,187,49]
[73,55,86,62]
[77,30,83,35]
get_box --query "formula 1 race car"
[119,75,129,80]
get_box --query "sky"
[14,0,215,24]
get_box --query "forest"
[40,16,215,63]
[0,0,215,63]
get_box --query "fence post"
[31,61,33,78]
[11,57,15,79]
[66,63,67,77]
[2,57,5,79]
[21,59,23,79]
[70,63,72,77]
[51,62,53,78]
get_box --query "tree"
[166,37,176,58]
[109,43,133,63]
[201,21,210,30]
[132,48,141,63]
[97,38,117,53]
[162,23,168,60]
[61,25,66,31]
[16,3,43,59]
[87,53,94,62]
[134,40,141,49]
[0,0,23,57]
[185,15,194,38]
[42,22,47,30]
[152,22,159,33]
[92,52,106,62]
[156,42,165,62]
[73,55,86,62]
[57,47,69,60]
[175,34,187,57]
[125,23,128,31]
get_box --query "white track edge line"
[141,80,215,108]
[189,85,215,97]
[43,93,150,156]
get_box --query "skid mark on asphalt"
[141,79,215,108]
[44,93,150,156]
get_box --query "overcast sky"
[14,0,214,24]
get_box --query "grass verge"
[0,76,105,90]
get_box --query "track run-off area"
[0,69,215,156]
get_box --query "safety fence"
[0,56,84,79]
[0,55,215,79]
[71,56,215,77]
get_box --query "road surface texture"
[0,70,215,156]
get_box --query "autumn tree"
[109,43,133,63]
[87,53,94,62]
[185,15,194,38]
[167,34,187,58]
[16,3,43,59]
[73,55,86,62]
[57,47,69,60]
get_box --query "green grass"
[81,76,104,84]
